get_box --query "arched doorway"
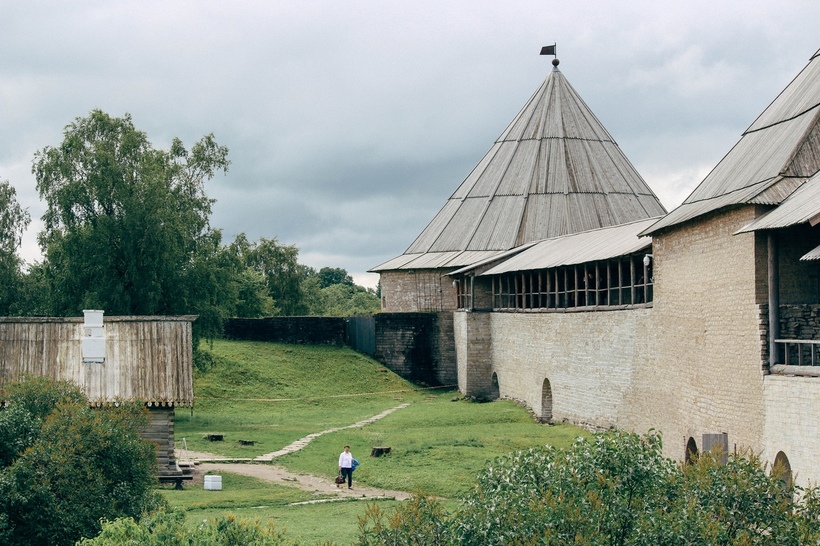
[772,451,793,489]
[685,437,698,465]
[488,372,500,401]
[540,378,553,423]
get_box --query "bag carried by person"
[352,458,359,471]
[335,474,345,484]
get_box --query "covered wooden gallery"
[0,311,194,482]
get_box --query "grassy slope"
[166,339,586,544]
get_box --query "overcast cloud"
[1,0,817,288]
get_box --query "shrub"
[0,377,161,546]
[357,431,820,546]
[78,510,291,545]
[357,495,452,546]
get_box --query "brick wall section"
[644,207,768,461]
[454,311,494,399]
[435,312,458,385]
[224,317,346,345]
[763,375,820,488]
[379,269,458,312]
[374,312,456,386]
[489,309,653,429]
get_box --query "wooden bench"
[158,474,194,490]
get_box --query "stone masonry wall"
[373,312,455,386]
[224,317,346,345]
[486,309,653,429]
[779,304,820,341]
[763,375,820,488]
[644,207,768,461]
[379,269,458,312]
[454,311,494,399]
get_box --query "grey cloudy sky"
[1,1,817,288]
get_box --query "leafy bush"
[358,495,451,546]
[0,377,162,546]
[357,431,820,546]
[78,510,292,545]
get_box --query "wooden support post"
[768,233,780,369]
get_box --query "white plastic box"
[204,475,222,491]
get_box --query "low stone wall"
[374,312,456,386]
[223,317,346,345]
[223,314,457,387]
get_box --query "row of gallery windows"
[456,253,653,311]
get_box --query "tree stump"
[371,446,392,457]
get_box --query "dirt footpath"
[175,404,414,503]
[181,451,412,503]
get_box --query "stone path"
[175,403,413,502]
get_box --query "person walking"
[338,445,354,489]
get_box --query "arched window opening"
[772,451,793,489]
[685,437,698,465]
[488,372,500,401]
[540,378,553,423]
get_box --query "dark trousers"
[341,467,353,487]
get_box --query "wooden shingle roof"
[373,61,666,272]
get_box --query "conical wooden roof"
[373,61,666,272]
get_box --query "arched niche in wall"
[488,372,500,401]
[685,437,698,465]
[541,378,553,423]
[772,451,793,489]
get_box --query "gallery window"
[491,253,652,311]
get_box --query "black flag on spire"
[540,44,556,56]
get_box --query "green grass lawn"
[165,339,587,544]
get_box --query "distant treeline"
[0,110,379,344]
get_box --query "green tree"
[0,377,161,546]
[237,235,307,316]
[33,110,229,337]
[0,180,30,314]
[314,283,380,316]
[317,266,353,288]
[11,262,51,316]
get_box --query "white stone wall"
[644,207,768,461]
[763,375,820,487]
[487,309,653,429]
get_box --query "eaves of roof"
[735,172,820,233]
[643,48,820,237]
[477,217,658,276]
